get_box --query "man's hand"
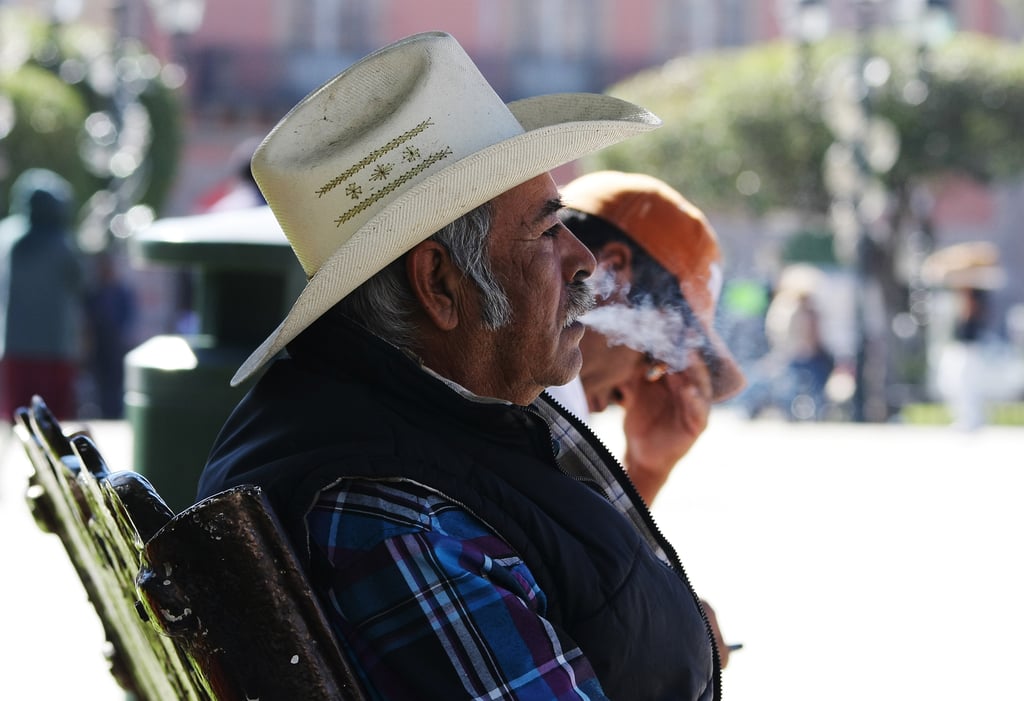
[700,599,732,670]
[621,349,712,504]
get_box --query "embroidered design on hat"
[369,163,394,181]
[333,146,453,226]
[315,118,435,198]
[309,117,454,226]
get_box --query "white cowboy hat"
[230,31,661,386]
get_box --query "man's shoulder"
[309,477,515,555]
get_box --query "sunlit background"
[2,2,1024,700]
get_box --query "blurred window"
[514,0,594,61]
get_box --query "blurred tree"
[0,7,183,250]
[586,33,1024,416]
[587,33,1024,215]
[0,65,89,206]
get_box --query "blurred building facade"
[169,0,791,214]
[8,0,1020,213]
[142,0,1023,216]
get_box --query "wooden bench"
[14,395,367,701]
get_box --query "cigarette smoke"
[582,266,699,373]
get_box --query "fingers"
[682,349,713,404]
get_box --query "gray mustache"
[565,281,597,327]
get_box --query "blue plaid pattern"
[308,479,608,700]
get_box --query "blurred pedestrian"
[763,286,835,420]
[0,169,83,420]
[83,251,137,418]
[740,264,836,421]
[924,241,1007,431]
[943,286,990,429]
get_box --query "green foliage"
[135,77,183,213]
[0,8,183,228]
[902,401,1024,426]
[0,65,89,212]
[587,33,1024,216]
[871,33,1024,185]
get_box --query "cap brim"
[705,326,746,402]
[231,93,660,386]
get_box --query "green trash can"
[126,206,304,512]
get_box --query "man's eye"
[542,225,560,238]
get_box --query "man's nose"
[562,223,596,282]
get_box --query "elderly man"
[549,171,746,505]
[198,33,719,700]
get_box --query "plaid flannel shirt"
[308,478,609,700]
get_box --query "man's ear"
[596,240,634,284]
[406,240,463,331]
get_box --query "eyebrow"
[534,197,564,226]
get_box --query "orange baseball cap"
[560,170,746,401]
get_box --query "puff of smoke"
[581,266,699,373]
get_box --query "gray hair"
[333,201,511,349]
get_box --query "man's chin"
[550,345,584,388]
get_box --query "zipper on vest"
[533,392,724,701]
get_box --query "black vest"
[199,318,719,701]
